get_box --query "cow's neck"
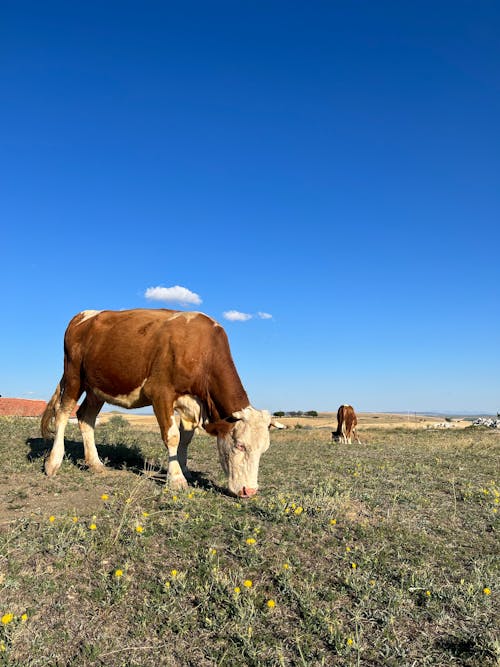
[204,363,249,424]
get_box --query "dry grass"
[96,411,470,432]
[0,417,498,666]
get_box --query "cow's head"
[212,406,282,498]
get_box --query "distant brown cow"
[332,404,361,444]
[41,309,283,497]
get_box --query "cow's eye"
[234,442,246,452]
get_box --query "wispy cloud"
[223,310,253,322]
[223,310,273,322]
[145,285,202,306]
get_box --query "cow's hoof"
[169,476,189,491]
[88,463,106,474]
[45,460,60,477]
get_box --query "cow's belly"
[92,381,150,409]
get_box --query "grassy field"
[0,417,498,666]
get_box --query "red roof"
[0,398,78,418]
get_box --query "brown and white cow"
[332,404,361,444]
[41,309,282,497]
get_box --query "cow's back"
[63,309,240,411]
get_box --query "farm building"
[0,398,77,418]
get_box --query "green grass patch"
[0,417,498,665]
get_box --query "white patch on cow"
[174,395,205,428]
[168,311,204,322]
[93,380,147,409]
[77,310,101,324]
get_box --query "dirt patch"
[0,470,125,530]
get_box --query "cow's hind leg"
[45,378,83,477]
[152,396,188,490]
[78,391,105,472]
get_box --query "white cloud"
[257,312,273,319]
[144,285,202,305]
[223,310,253,322]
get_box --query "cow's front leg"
[153,399,189,490]
[178,419,196,482]
[166,416,189,490]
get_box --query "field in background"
[0,417,498,666]
[96,411,471,431]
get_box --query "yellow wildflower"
[1,613,13,625]
[89,523,97,531]
[425,590,431,597]
[283,563,290,570]
[115,569,124,578]
[243,579,253,588]
[100,494,109,501]
[351,562,357,569]
[135,525,144,533]
[347,638,354,646]
[21,613,28,622]
[369,579,376,586]
[142,511,150,517]
[0,641,5,652]
[266,599,276,608]
[170,569,178,578]
[49,515,55,523]
[72,516,78,523]
[234,586,241,594]
[483,587,491,595]
[246,538,256,545]
[294,506,303,515]
[330,518,337,525]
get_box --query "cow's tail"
[41,378,63,439]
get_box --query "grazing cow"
[41,309,283,497]
[332,404,361,444]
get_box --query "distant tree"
[273,411,285,417]
[305,410,318,417]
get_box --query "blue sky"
[1,1,499,414]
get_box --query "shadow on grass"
[26,437,146,472]
[436,635,486,662]
[25,437,229,496]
